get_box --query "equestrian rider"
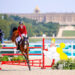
[16,21,27,50]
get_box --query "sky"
[0,0,75,13]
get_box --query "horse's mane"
[12,27,17,32]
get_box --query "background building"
[12,6,75,25]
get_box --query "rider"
[16,21,28,50]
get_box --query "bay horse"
[11,28,31,71]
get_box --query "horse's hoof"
[29,69,31,71]
[29,67,31,71]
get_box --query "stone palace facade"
[14,6,75,25]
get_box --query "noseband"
[23,37,29,45]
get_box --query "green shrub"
[11,56,18,61]
[2,56,9,61]
[0,57,2,62]
[57,60,66,64]
[11,56,25,62]
[55,58,75,70]
[51,63,58,69]
[17,56,25,61]
[73,59,75,63]
[66,58,72,63]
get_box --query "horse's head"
[11,28,19,42]
[23,37,29,49]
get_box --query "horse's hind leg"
[22,52,31,71]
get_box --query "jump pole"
[0,67,2,70]
[41,38,46,69]
[0,61,2,70]
[0,54,2,70]
[41,38,55,69]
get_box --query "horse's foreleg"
[26,47,29,60]
[27,51,29,60]
[15,41,18,47]
[21,52,31,71]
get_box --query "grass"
[29,37,75,43]
[62,30,75,37]
[29,38,42,42]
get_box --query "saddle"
[17,37,29,50]
[19,37,29,46]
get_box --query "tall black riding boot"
[17,41,20,50]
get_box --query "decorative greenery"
[11,56,18,61]
[0,57,2,62]
[2,56,9,61]
[11,56,25,62]
[51,58,75,70]
[17,56,25,61]
[0,55,25,62]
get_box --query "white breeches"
[16,34,25,43]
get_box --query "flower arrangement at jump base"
[52,58,75,70]
[44,37,68,63]
[50,42,75,70]
[44,37,75,70]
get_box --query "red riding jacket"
[18,25,27,38]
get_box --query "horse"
[11,28,31,71]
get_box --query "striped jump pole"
[42,38,55,68]
[0,67,1,70]
[41,38,46,69]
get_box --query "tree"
[10,22,19,38]
[0,20,10,38]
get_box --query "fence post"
[71,42,73,57]
[41,38,46,69]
